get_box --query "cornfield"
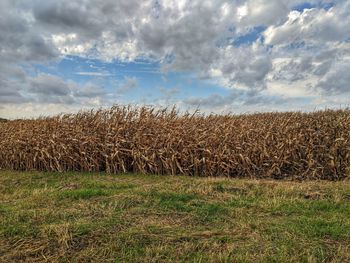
[0,106,349,180]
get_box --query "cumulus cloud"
[264,4,350,45]
[208,44,272,91]
[29,73,72,96]
[27,73,111,105]
[317,61,350,95]
[0,80,28,104]
[235,0,289,27]
[0,0,350,118]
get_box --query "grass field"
[1,171,350,262]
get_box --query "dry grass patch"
[1,171,350,262]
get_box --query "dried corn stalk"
[0,106,349,180]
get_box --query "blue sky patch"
[292,1,335,12]
[232,26,266,46]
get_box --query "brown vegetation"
[0,106,349,180]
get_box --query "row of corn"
[0,106,349,180]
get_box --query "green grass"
[0,171,349,262]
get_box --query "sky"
[0,0,350,118]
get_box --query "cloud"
[28,73,116,105]
[264,3,350,45]
[0,2,58,64]
[74,84,107,98]
[29,73,72,96]
[235,0,289,27]
[183,93,238,108]
[75,71,113,77]
[317,61,350,95]
[27,73,79,104]
[117,77,138,94]
[270,56,313,82]
[0,80,28,104]
[207,43,272,91]
[159,87,179,98]
[180,88,315,116]
[0,0,350,117]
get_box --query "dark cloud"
[74,85,107,98]
[313,60,333,76]
[0,82,28,104]
[211,45,273,91]
[29,74,71,96]
[33,2,95,29]
[0,2,58,64]
[317,62,350,95]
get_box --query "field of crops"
[0,106,349,180]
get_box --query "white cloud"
[235,0,289,27]
[207,43,272,91]
[75,72,113,77]
[0,0,350,118]
[51,33,93,56]
[264,3,350,45]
